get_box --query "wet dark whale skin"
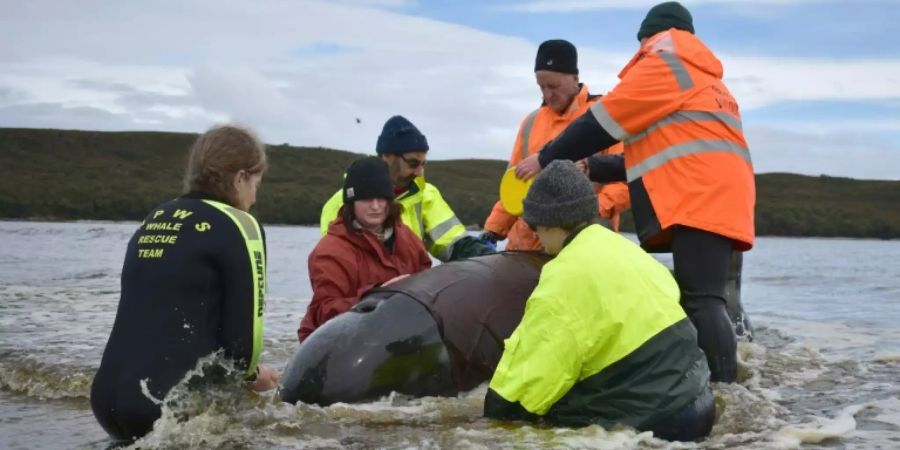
[281,252,550,406]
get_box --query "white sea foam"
[3,225,900,449]
[770,402,869,447]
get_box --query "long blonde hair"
[183,124,267,206]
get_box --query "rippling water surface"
[1,221,898,449]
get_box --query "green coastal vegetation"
[2,128,898,239]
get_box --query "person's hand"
[575,158,590,176]
[249,365,279,392]
[479,230,502,244]
[478,231,501,251]
[382,273,411,286]
[514,154,543,180]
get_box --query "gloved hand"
[479,230,502,245]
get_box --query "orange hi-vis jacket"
[485,86,630,251]
[590,29,755,251]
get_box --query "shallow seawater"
[0,221,898,449]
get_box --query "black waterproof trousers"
[650,385,716,441]
[672,226,738,383]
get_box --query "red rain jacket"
[299,214,432,341]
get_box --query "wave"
[0,226,66,237]
[0,355,93,400]
[1,327,895,449]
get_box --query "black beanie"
[375,115,429,155]
[342,156,395,205]
[534,39,578,75]
[637,1,694,41]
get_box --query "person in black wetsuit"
[91,125,279,441]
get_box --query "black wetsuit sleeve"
[537,110,620,167]
[484,388,542,422]
[587,154,627,183]
[219,221,263,378]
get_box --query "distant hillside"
[1,128,898,239]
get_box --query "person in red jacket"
[299,156,432,341]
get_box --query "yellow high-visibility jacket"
[320,175,478,262]
[485,224,709,429]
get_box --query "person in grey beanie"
[485,160,715,441]
[511,0,755,383]
[521,160,599,253]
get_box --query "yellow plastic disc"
[499,167,534,216]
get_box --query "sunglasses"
[399,154,427,169]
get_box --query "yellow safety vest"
[320,176,467,262]
[204,199,266,378]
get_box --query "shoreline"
[2,218,896,242]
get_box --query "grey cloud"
[0,85,29,105]
[0,102,134,129]
[746,126,900,180]
[65,79,196,109]
[118,91,196,109]
[0,102,215,134]
[188,66,292,125]
[3,0,897,179]
[331,0,414,9]
[494,0,823,14]
[66,79,139,94]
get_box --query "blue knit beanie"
[375,115,429,155]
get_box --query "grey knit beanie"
[523,160,597,229]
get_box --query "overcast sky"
[2,0,899,179]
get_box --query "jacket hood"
[621,29,723,80]
[327,212,405,269]
[327,214,384,254]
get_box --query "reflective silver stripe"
[428,215,462,243]
[520,109,539,161]
[589,102,629,140]
[625,110,743,145]
[224,205,260,240]
[658,51,693,91]
[626,139,751,182]
[415,202,425,238]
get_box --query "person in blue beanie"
[319,115,495,261]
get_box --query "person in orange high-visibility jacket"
[481,40,630,251]
[514,2,755,383]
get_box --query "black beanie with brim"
[342,156,394,205]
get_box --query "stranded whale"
[281,252,549,405]
[281,250,751,405]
